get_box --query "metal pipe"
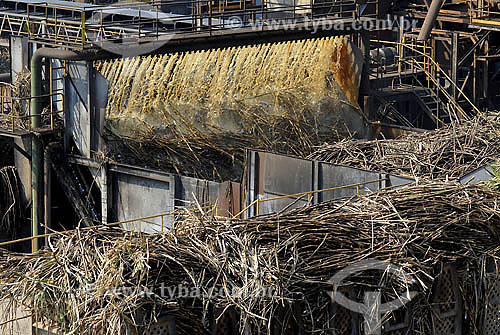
[44,145,52,247]
[0,72,11,82]
[30,48,95,252]
[417,0,445,41]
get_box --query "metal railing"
[468,0,500,21]
[372,39,480,120]
[0,204,217,249]
[0,62,65,133]
[235,178,385,218]
[0,0,371,49]
[0,178,413,249]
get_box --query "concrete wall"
[0,299,31,334]
[13,136,31,205]
[9,36,29,83]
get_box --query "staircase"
[413,88,451,126]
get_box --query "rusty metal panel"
[256,151,312,215]
[218,181,242,217]
[174,175,220,208]
[245,150,415,217]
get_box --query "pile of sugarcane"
[1,182,499,334]
[98,36,363,182]
[0,71,29,131]
[104,105,344,181]
[308,116,500,180]
[0,46,9,73]
[0,71,63,131]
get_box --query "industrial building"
[0,0,499,333]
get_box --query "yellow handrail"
[0,205,215,248]
[0,177,418,249]
[372,39,481,117]
[234,178,385,218]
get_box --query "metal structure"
[0,0,377,51]
[366,0,500,129]
[0,0,498,333]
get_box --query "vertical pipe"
[44,146,51,247]
[81,10,86,46]
[359,31,370,107]
[30,48,90,253]
[31,54,43,253]
[49,60,53,129]
[483,39,489,110]
[473,48,477,105]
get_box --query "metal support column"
[483,39,489,110]
[44,146,51,246]
[30,54,43,253]
[451,32,458,100]
[101,164,108,224]
[312,160,320,205]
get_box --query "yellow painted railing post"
[256,199,259,216]
[81,10,86,46]
[161,215,164,233]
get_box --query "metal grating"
[271,303,303,335]
[329,288,359,335]
[333,305,352,334]
[483,274,500,335]
[212,307,238,335]
[143,317,176,335]
[383,308,410,335]
[431,263,463,335]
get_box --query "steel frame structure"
[0,0,378,50]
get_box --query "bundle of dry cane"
[0,71,63,131]
[308,116,500,180]
[0,166,21,243]
[0,182,499,334]
[104,103,341,182]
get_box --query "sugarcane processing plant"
[1,0,500,333]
